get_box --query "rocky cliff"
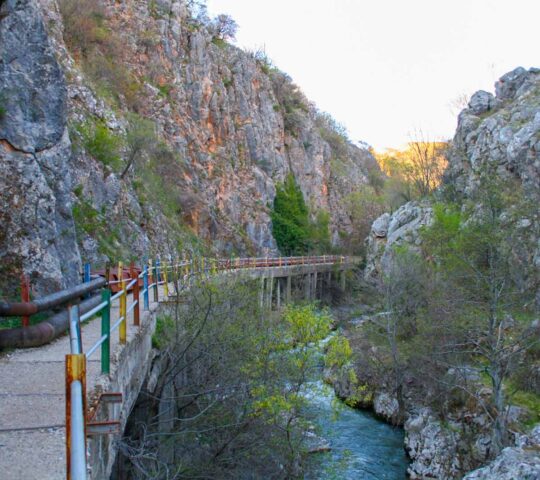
[0,0,377,294]
[365,67,540,297]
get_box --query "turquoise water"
[306,382,409,479]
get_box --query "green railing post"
[153,258,159,302]
[100,289,111,374]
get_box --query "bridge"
[0,255,357,479]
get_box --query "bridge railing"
[0,254,348,479]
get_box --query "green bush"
[72,196,122,260]
[271,174,311,255]
[271,175,333,255]
[76,120,123,170]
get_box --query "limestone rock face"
[364,201,433,283]
[405,410,462,479]
[445,66,540,300]
[463,446,540,480]
[0,0,80,294]
[0,0,377,291]
[446,66,540,203]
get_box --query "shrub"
[72,196,122,260]
[269,70,309,136]
[76,120,123,170]
[156,83,173,97]
[120,113,157,178]
[316,111,350,160]
[58,0,107,58]
[59,0,143,110]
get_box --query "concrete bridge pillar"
[313,272,318,300]
[286,276,292,303]
[304,274,311,300]
[259,277,265,309]
[276,278,281,309]
[340,271,346,291]
[267,275,274,310]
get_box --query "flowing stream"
[304,329,409,479]
[305,381,409,479]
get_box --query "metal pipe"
[85,334,108,359]
[0,294,103,349]
[126,299,138,315]
[79,301,108,322]
[131,263,140,327]
[70,379,86,479]
[110,288,124,302]
[0,277,106,317]
[110,316,125,333]
[66,306,87,478]
[69,305,81,354]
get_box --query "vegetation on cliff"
[270,174,331,255]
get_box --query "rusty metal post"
[20,274,30,327]
[131,262,140,326]
[65,353,87,480]
[105,263,111,287]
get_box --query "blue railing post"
[83,263,91,284]
[143,265,149,311]
[83,263,91,299]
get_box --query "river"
[305,381,408,479]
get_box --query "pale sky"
[206,0,539,151]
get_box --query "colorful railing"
[0,254,347,479]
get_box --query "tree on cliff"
[271,174,311,255]
[211,14,238,41]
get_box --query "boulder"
[364,201,433,283]
[468,90,495,115]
